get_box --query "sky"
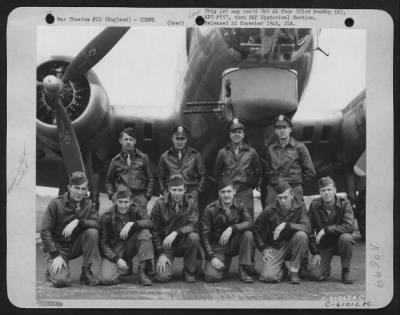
[36,26,366,196]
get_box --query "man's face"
[115,197,132,215]
[172,135,187,151]
[169,184,186,203]
[277,188,293,211]
[230,129,245,145]
[320,184,337,204]
[68,182,88,202]
[119,133,136,152]
[219,185,236,206]
[274,125,291,141]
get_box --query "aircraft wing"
[291,90,366,197]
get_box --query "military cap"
[228,118,246,131]
[69,171,88,185]
[275,181,292,194]
[274,114,292,128]
[120,127,136,139]
[113,188,132,200]
[318,176,336,189]
[171,125,189,138]
[169,174,185,187]
[218,178,234,191]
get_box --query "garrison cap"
[113,188,132,200]
[275,181,292,194]
[228,118,246,132]
[171,125,189,138]
[274,114,292,128]
[169,174,185,187]
[218,178,234,191]
[120,127,136,139]
[318,176,336,189]
[69,171,88,185]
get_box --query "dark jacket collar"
[225,142,250,151]
[216,197,239,213]
[272,137,296,148]
[314,195,342,210]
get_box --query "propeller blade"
[354,151,366,176]
[54,97,85,176]
[62,26,130,82]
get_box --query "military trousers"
[155,232,200,282]
[100,229,154,285]
[204,230,254,282]
[309,233,353,281]
[260,231,308,282]
[45,228,100,287]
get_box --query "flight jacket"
[150,194,199,256]
[263,137,316,186]
[158,146,206,194]
[214,142,262,191]
[105,148,154,199]
[99,204,153,262]
[308,196,354,255]
[40,192,100,258]
[253,198,311,251]
[201,198,253,260]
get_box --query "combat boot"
[290,271,301,284]
[342,269,354,284]
[238,265,253,283]
[80,266,100,286]
[138,262,152,286]
[144,259,155,277]
[183,269,196,283]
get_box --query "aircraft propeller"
[40,27,130,178]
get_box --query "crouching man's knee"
[82,228,99,242]
[48,270,71,288]
[137,229,152,240]
[203,261,223,283]
[308,268,325,281]
[155,270,173,283]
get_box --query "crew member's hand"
[120,222,134,240]
[117,258,129,271]
[156,254,171,273]
[62,219,79,238]
[163,231,178,249]
[310,254,322,269]
[262,248,274,262]
[49,256,67,274]
[211,257,225,270]
[273,222,286,241]
[316,229,325,245]
[219,227,232,246]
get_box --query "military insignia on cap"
[178,126,184,132]
[233,118,239,124]
[278,115,284,121]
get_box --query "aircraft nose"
[221,67,299,121]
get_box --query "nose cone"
[221,67,299,121]
[43,75,63,95]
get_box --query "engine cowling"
[36,56,110,154]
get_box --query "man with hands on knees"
[201,179,255,283]
[150,174,200,283]
[99,188,154,286]
[254,181,311,284]
[40,171,101,287]
[308,176,354,284]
